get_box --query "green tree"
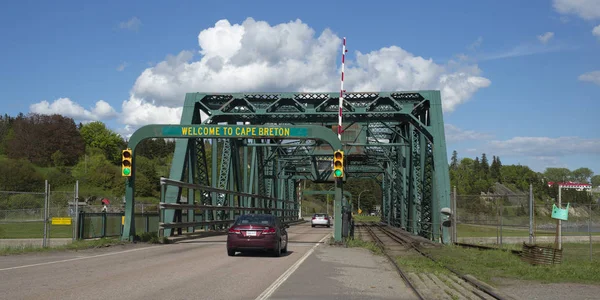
[6,113,84,166]
[0,158,45,192]
[543,167,571,182]
[571,167,593,183]
[0,114,12,155]
[490,156,502,182]
[79,121,126,165]
[591,175,600,187]
[71,149,121,192]
[480,153,489,176]
[135,156,160,196]
[450,150,458,170]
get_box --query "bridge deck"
[0,222,416,300]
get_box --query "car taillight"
[324,217,328,220]
[262,227,276,234]
[312,217,316,220]
[228,227,241,234]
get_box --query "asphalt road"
[0,222,332,300]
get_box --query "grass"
[345,238,383,255]
[350,228,600,285]
[0,221,73,238]
[394,252,450,275]
[424,242,600,285]
[353,215,380,222]
[0,237,126,256]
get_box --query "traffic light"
[333,150,344,178]
[121,149,132,177]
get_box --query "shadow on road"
[235,250,295,258]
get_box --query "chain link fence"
[0,181,161,247]
[450,186,600,260]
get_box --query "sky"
[1,0,599,175]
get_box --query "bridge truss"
[159,91,451,242]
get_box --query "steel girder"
[161,91,450,242]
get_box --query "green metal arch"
[120,124,346,241]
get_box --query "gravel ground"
[493,278,600,300]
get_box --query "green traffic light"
[334,169,342,177]
[123,168,131,176]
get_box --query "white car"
[311,213,331,228]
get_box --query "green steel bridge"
[119,91,451,243]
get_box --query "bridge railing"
[158,178,299,236]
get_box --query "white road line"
[0,245,160,272]
[255,233,331,300]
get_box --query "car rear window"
[235,215,275,226]
[314,214,327,217]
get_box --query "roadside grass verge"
[352,231,600,285]
[0,237,125,256]
[0,221,73,238]
[345,238,383,255]
[424,242,600,285]
[394,251,450,276]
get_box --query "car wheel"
[282,235,288,254]
[273,241,282,257]
[327,225,330,228]
[227,249,235,256]
[311,224,315,227]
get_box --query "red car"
[226,214,289,257]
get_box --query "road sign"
[162,125,310,138]
[51,217,72,225]
[122,216,125,225]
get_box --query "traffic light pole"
[334,177,343,241]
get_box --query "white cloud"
[487,136,600,157]
[537,32,555,44]
[120,97,183,126]
[32,18,492,137]
[30,98,118,122]
[578,71,600,85]
[467,36,483,51]
[553,0,600,20]
[119,17,141,31]
[116,62,128,71]
[129,18,490,121]
[445,124,493,143]
[478,43,576,61]
[593,25,600,38]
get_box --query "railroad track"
[356,222,514,300]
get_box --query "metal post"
[452,186,457,244]
[333,178,343,242]
[43,180,48,248]
[589,204,593,262]
[558,186,562,250]
[75,180,79,241]
[496,198,500,245]
[47,184,52,246]
[529,183,533,244]
[500,197,503,247]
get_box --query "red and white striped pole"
[338,37,347,141]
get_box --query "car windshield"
[235,215,275,226]
[314,214,327,218]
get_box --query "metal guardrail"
[158,178,300,235]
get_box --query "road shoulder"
[267,243,419,300]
